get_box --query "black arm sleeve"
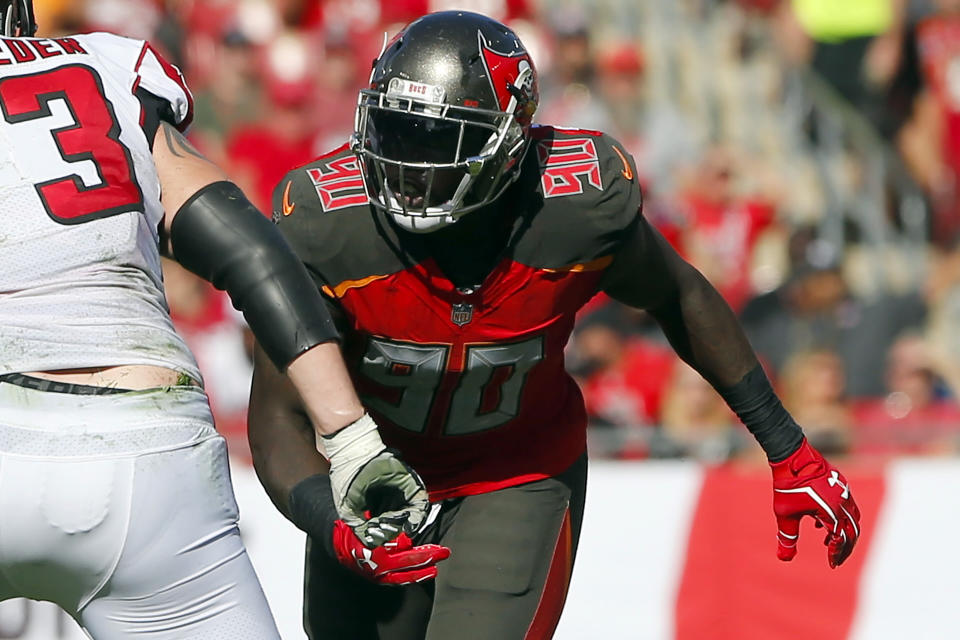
[715,365,803,462]
[170,181,340,370]
[602,214,802,461]
[288,474,338,556]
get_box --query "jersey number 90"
[360,335,544,435]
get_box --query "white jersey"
[0,33,200,381]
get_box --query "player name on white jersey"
[0,36,87,65]
[0,32,200,379]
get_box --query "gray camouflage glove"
[320,414,430,547]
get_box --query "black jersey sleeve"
[272,164,332,294]
[271,148,410,314]
[593,131,643,254]
[273,164,358,333]
[515,128,642,270]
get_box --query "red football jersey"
[274,126,640,499]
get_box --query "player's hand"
[770,438,861,568]
[321,414,430,547]
[332,520,450,585]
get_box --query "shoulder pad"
[78,33,193,131]
[514,127,641,270]
[273,144,369,221]
[273,146,406,295]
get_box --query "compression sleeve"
[170,181,340,370]
[288,474,338,556]
[717,365,804,462]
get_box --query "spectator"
[190,24,262,160]
[890,0,960,245]
[535,10,611,132]
[852,331,960,455]
[224,33,321,211]
[594,41,645,146]
[82,0,162,41]
[655,361,743,462]
[674,146,778,312]
[276,0,323,29]
[31,0,83,34]
[593,40,698,192]
[924,239,960,394]
[780,349,853,455]
[740,227,927,396]
[313,26,366,151]
[571,306,675,445]
[774,0,904,130]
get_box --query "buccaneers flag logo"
[478,32,538,125]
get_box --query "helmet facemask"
[353,71,532,233]
[1,0,37,37]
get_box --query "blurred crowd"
[37,0,960,462]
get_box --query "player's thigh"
[426,454,587,640]
[303,537,433,640]
[78,436,280,640]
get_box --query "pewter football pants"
[305,453,588,640]
[0,381,281,639]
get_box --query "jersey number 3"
[0,64,143,224]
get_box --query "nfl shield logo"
[451,302,474,326]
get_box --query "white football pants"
[0,381,281,639]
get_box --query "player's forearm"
[645,261,756,389]
[249,428,326,521]
[602,218,802,459]
[153,121,229,221]
[286,342,367,436]
[248,433,339,549]
[647,265,803,461]
[603,217,758,381]
[249,348,349,552]
[248,351,331,519]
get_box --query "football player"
[0,2,430,638]
[250,10,862,640]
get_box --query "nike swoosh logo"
[612,145,634,181]
[282,180,295,216]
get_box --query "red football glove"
[332,520,451,585]
[770,439,861,568]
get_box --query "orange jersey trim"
[540,255,613,274]
[322,273,391,299]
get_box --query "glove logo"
[352,547,379,572]
[827,470,849,499]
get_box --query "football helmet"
[0,0,36,37]
[353,11,538,233]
